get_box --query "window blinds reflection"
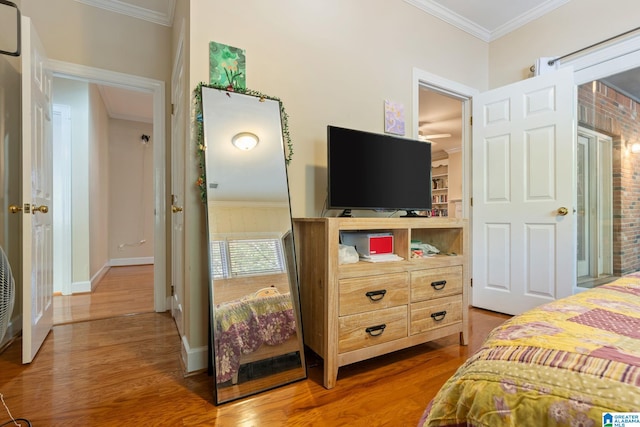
[210,238,285,279]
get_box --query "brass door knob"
[172,205,183,213]
[557,207,569,216]
[8,204,22,214]
[32,205,49,214]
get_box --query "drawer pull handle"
[365,289,387,301]
[430,311,447,321]
[431,280,447,290]
[365,324,387,336]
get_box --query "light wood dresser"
[293,217,469,389]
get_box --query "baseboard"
[181,335,208,373]
[72,280,91,293]
[90,262,110,292]
[110,257,154,267]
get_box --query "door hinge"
[470,278,473,287]
[171,285,175,296]
[470,197,473,207]
[470,115,473,126]
[171,103,175,115]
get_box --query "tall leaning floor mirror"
[199,85,307,404]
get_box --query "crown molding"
[404,0,490,41]
[404,0,569,42]
[75,0,175,27]
[491,0,569,41]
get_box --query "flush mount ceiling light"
[231,132,259,151]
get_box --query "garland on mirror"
[194,82,294,204]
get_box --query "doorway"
[48,60,166,315]
[414,70,474,221]
[418,86,463,218]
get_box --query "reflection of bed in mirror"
[213,273,301,385]
[210,230,302,387]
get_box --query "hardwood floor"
[0,299,510,426]
[53,265,155,325]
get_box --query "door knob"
[172,205,183,213]
[32,205,49,214]
[8,204,22,214]
[557,207,569,216]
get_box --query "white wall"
[108,119,154,263]
[488,0,640,88]
[53,80,148,291]
[52,78,91,288]
[21,0,171,85]
[88,84,110,281]
[188,0,490,218]
[24,0,173,290]
[182,0,491,359]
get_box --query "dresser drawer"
[338,305,407,353]
[410,295,462,335]
[339,272,408,316]
[411,266,462,302]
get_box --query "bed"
[419,276,640,426]
[214,288,298,384]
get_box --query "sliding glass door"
[576,126,613,286]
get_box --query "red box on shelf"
[340,232,394,256]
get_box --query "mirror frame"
[195,83,306,404]
[0,0,21,57]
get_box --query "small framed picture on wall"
[384,100,405,136]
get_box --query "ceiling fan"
[418,132,451,143]
[422,133,451,139]
[418,119,453,141]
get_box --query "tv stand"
[402,210,425,217]
[338,209,352,217]
[293,217,469,389]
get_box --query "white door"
[170,35,186,336]
[472,67,575,315]
[21,16,53,363]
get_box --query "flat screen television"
[327,125,432,217]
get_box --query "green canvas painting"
[209,42,246,89]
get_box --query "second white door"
[472,68,576,315]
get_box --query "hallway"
[53,265,155,325]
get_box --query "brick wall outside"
[578,82,640,275]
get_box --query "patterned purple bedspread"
[419,277,640,427]
[214,293,296,383]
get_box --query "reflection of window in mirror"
[210,238,285,279]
